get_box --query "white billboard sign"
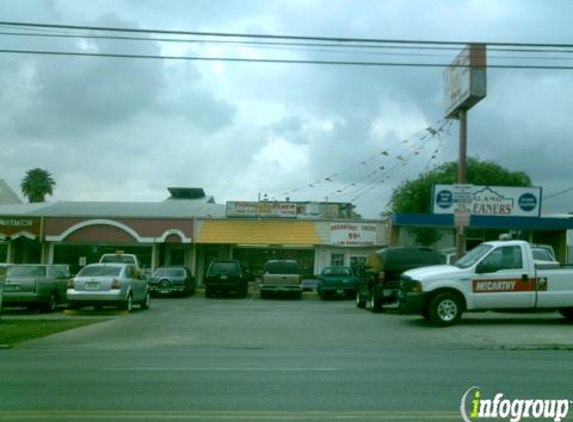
[331,223,377,247]
[444,44,487,119]
[226,201,297,218]
[432,185,542,217]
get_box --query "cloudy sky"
[0,0,571,218]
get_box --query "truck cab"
[399,240,573,326]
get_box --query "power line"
[2,21,573,49]
[2,31,572,62]
[1,48,573,70]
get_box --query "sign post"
[444,44,487,256]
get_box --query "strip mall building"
[0,187,388,282]
[2,183,573,280]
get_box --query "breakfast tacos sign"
[432,185,542,217]
[331,223,378,246]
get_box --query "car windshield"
[100,255,135,264]
[154,268,185,278]
[454,244,494,268]
[264,261,300,274]
[323,267,351,276]
[208,262,239,275]
[78,266,122,277]
[532,248,555,262]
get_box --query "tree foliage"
[20,168,56,203]
[390,157,531,214]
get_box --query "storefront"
[45,217,194,275]
[0,216,42,263]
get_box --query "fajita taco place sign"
[432,185,542,217]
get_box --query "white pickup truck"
[399,240,573,326]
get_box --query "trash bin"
[0,266,6,320]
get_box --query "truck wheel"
[41,294,57,313]
[355,291,366,309]
[559,308,573,320]
[369,293,382,313]
[429,292,462,326]
[140,292,151,310]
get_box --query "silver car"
[67,263,150,312]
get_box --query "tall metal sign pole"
[443,44,487,258]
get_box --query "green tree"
[20,168,56,203]
[389,158,531,245]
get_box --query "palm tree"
[20,168,56,203]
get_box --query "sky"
[0,0,572,218]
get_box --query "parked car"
[2,264,70,312]
[317,266,357,299]
[259,259,303,299]
[204,260,249,298]
[148,266,195,297]
[67,263,150,312]
[355,246,441,312]
[531,245,559,266]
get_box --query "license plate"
[336,289,344,294]
[220,275,227,280]
[4,284,18,292]
[85,282,100,291]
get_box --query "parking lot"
[5,289,573,352]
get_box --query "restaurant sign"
[331,223,378,247]
[432,185,542,217]
[226,201,297,218]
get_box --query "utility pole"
[456,109,468,259]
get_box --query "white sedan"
[67,263,150,312]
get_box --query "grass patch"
[0,319,104,347]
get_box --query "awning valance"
[197,220,319,245]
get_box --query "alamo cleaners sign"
[331,223,377,246]
[432,185,542,217]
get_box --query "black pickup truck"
[355,246,441,312]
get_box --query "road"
[1,293,572,421]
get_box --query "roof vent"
[167,187,206,200]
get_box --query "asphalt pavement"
[1,292,572,421]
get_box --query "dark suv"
[149,266,196,297]
[356,246,441,312]
[204,260,249,298]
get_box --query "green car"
[317,266,357,300]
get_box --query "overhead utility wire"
[1,30,572,55]
[1,31,572,61]
[1,48,573,70]
[2,21,573,49]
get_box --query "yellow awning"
[197,220,319,245]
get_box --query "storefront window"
[330,253,344,266]
[349,256,367,271]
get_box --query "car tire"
[369,292,382,313]
[140,292,151,310]
[428,292,462,326]
[355,291,366,309]
[41,293,57,313]
[121,293,133,313]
